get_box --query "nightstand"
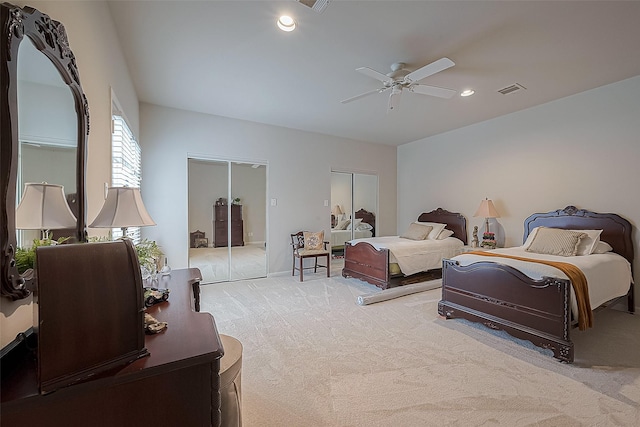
[459,246,493,254]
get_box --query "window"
[111,113,142,242]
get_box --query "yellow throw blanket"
[466,251,593,330]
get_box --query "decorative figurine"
[471,226,479,248]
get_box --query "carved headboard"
[355,209,376,235]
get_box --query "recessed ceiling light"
[460,89,475,97]
[277,15,296,32]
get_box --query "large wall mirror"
[1,4,89,300]
[188,158,267,284]
[330,171,378,255]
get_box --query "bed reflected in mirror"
[330,171,378,257]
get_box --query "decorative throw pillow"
[523,227,541,248]
[335,219,350,230]
[400,223,433,240]
[525,227,587,257]
[303,231,324,250]
[415,221,447,240]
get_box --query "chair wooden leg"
[292,255,296,276]
[326,254,330,277]
[314,257,318,273]
[300,257,304,282]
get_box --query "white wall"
[139,103,397,275]
[398,75,640,308]
[1,0,139,348]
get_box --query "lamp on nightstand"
[331,205,344,226]
[474,198,500,249]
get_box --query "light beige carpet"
[189,244,267,283]
[199,269,640,426]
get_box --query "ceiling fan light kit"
[342,57,457,112]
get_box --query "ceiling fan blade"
[404,57,455,84]
[387,87,402,112]
[356,67,393,84]
[409,84,457,99]
[340,87,387,104]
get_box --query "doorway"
[188,158,267,283]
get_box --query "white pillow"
[569,229,602,256]
[415,221,446,240]
[593,240,613,254]
[400,223,432,240]
[437,229,454,240]
[356,222,373,231]
[334,219,350,230]
[523,226,541,248]
[347,218,363,230]
[525,227,587,257]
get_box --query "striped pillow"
[525,227,587,257]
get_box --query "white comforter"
[452,247,632,315]
[331,229,372,247]
[349,236,464,276]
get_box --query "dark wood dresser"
[214,204,244,247]
[1,268,223,427]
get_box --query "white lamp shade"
[89,187,156,228]
[474,199,500,219]
[16,183,77,230]
[332,205,344,216]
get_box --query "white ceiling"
[107,0,640,146]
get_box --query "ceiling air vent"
[498,83,526,95]
[297,0,330,13]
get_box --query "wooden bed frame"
[438,206,635,363]
[342,208,467,290]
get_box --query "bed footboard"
[342,242,391,289]
[438,259,574,363]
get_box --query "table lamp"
[332,205,344,221]
[89,187,156,237]
[16,183,77,240]
[473,198,500,234]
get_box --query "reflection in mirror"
[17,38,78,247]
[188,158,230,283]
[230,162,267,281]
[188,158,267,284]
[1,3,89,299]
[331,171,378,257]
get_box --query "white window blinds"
[111,115,142,243]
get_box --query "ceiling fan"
[341,57,456,112]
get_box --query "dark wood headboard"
[355,208,376,235]
[417,208,467,245]
[524,206,634,266]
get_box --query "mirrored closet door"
[188,158,267,284]
[330,171,378,255]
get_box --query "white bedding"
[332,229,372,248]
[452,247,632,316]
[349,236,464,276]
